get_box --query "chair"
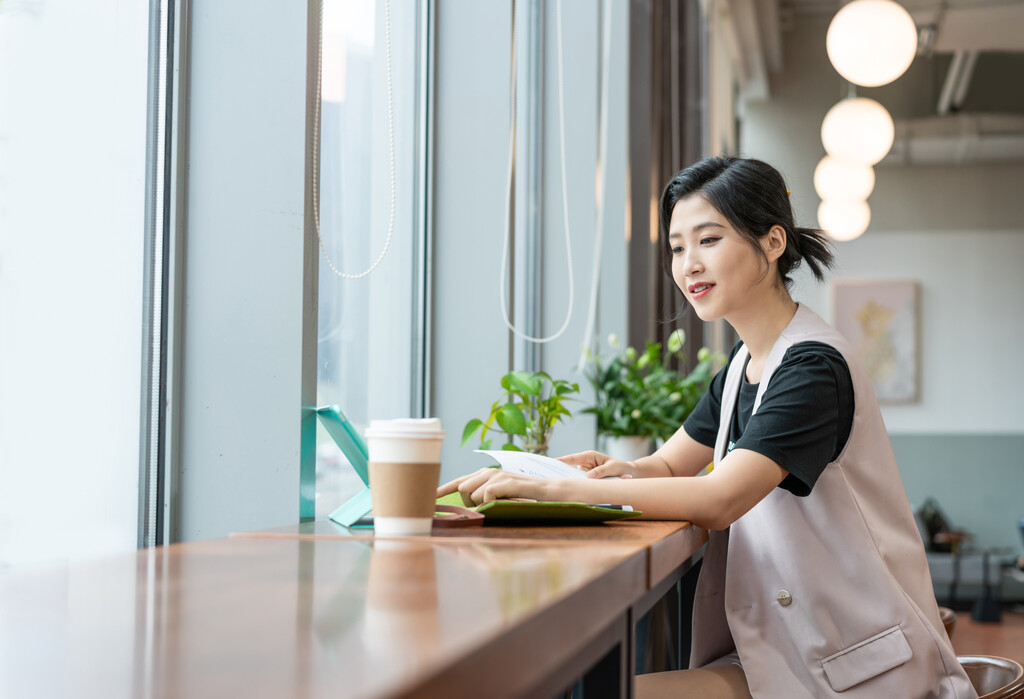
[958,656,1024,698]
[914,498,1006,620]
[938,606,957,640]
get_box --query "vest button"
[776,589,793,607]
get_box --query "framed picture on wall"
[831,279,920,404]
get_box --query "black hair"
[659,156,835,289]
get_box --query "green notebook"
[436,492,641,524]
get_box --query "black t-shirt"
[683,341,854,496]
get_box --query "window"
[0,2,151,568]
[314,0,429,517]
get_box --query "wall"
[173,0,317,540]
[740,16,1024,554]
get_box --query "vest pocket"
[820,625,913,692]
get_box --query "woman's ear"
[762,225,787,263]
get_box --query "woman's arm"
[654,424,716,477]
[559,425,715,479]
[439,447,788,530]
[587,448,788,527]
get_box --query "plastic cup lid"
[364,418,445,440]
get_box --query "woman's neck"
[729,289,798,367]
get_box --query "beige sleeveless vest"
[690,304,975,698]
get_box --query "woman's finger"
[437,467,495,497]
[456,468,503,507]
[470,481,494,505]
[436,473,471,498]
[460,470,547,505]
[586,464,616,479]
[557,451,594,466]
[586,467,633,479]
[586,459,637,479]
[558,451,606,470]
[466,470,522,505]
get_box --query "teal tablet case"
[317,405,373,527]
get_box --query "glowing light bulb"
[814,156,875,202]
[818,199,871,241]
[821,97,894,166]
[827,0,918,87]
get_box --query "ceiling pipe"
[937,50,965,115]
[885,113,1024,165]
[951,50,979,111]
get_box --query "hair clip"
[786,189,792,197]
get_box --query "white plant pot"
[603,435,652,463]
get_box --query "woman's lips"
[688,282,714,300]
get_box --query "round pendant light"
[821,97,895,166]
[813,156,875,202]
[826,0,918,87]
[818,200,871,241]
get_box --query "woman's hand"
[558,450,637,479]
[436,467,555,507]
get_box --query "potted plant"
[581,329,724,461]
[461,371,580,455]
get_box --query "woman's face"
[668,194,775,323]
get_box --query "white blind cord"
[499,0,574,344]
[314,0,396,280]
[578,0,613,367]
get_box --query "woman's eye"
[700,237,719,245]
[671,246,684,255]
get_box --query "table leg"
[581,613,632,699]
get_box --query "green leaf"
[555,382,579,396]
[508,371,542,396]
[529,374,546,394]
[667,328,685,353]
[461,419,483,447]
[501,443,523,451]
[480,439,492,450]
[481,402,501,443]
[496,402,528,436]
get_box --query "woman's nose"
[685,251,704,275]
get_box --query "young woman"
[438,156,975,698]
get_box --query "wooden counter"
[0,519,706,698]
[234,517,708,593]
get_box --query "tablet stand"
[316,405,372,527]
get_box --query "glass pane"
[316,0,418,517]
[0,2,149,569]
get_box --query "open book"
[473,449,632,513]
[474,449,596,479]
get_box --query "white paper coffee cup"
[364,418,445,536]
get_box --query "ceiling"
[728,0,1024,163]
